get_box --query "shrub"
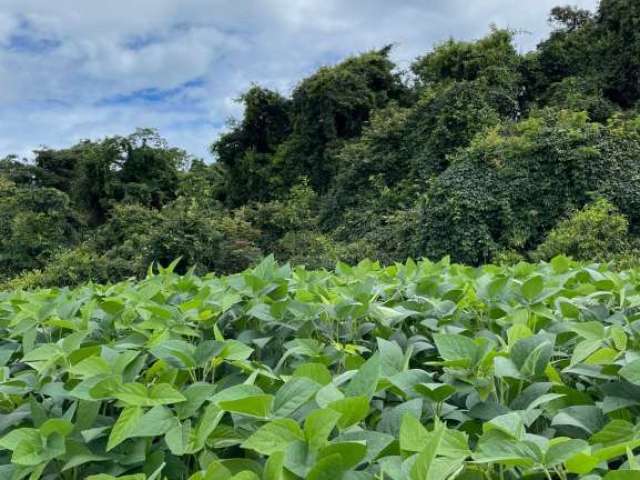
[532,198,631,262]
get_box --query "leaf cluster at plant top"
[2,255,640,479]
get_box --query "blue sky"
[0,0,599,161]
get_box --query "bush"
[532,198,631,262]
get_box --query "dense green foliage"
[1,0,640,288]
[3,3,640,476]
[4,257,640,479]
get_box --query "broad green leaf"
[149,339,197,369]
[113,382,186,406]
[433,334,477,366]
[318,441,367,470]
[69,356,112,378]
[242,419,304,455]
[263,450,285,480]
[377,338,405,376]
[484,412,525,440]
[328,396,370,429]
[522,275,544,301]
[292,363,332,386]
[544,438,589,467]
[413,382,456,402]
[165,419,192,456]
[409,419,446,480]
[61,440,109,471]
[400,414,428,452]
[133,406,177,437]
[307,453,345,480]
[304,408,341,451]
[619,359,640,385]
[219,394,273,418]
[345,353,381,398]
[273,377,320,418]
[107,406,143,451]
[473,431,536,468]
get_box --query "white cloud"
[0,0,599,160]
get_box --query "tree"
[416,110,640,264]
[596,0,640,107]
[213,86,291,206]
[0,178,80,277]
[533,0,640,108]
[412,29,522,117]
[213,48,408,205]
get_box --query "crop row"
[2,256,640,479]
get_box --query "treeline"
[2,0,640,288]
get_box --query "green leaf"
[571,321,605,341]
[107,406,143,451]
[219,394,273,418]
[304,408,341,451]
[175,383,217,420]
[409,419,446,480]
[433,334,477,367]
[413,383,456,402]
[273,377,320,418]
[292,363,332,386]
[307,453,345,480]
[544,438,589,467]
[483,412,525,440]
[242,419,304,455]
[39,419,73,438]
[318,441,367,470]
[604,472,640,480]
[165,419,192,456]
[571,339,603,366]
[473,431,536,468]
[610,326,628,351]
[69,356,111,378]
[522,275,544,301]
[149,339,197,369]
[133,406,177,437]
[327,396,370,429]
[0,428,40,452]
[565,451,600,474]
[619,359,640,385]
[377,338,405,376]
[263,450,285,480]
[511,333,554,378]
[193,403,223,451]
[400,414,428,452]
[219,340,254,361]
[345,353,381,399]
[552,406,606,435]
[113,382,186,406]
[61,440,109,471]
[591,419,635,445]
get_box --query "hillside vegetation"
[2,0,640,288]
[3,256,640,479]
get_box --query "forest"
[1,0,639,288]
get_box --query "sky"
[0,0,599,161]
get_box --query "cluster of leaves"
[3,256,640,479]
